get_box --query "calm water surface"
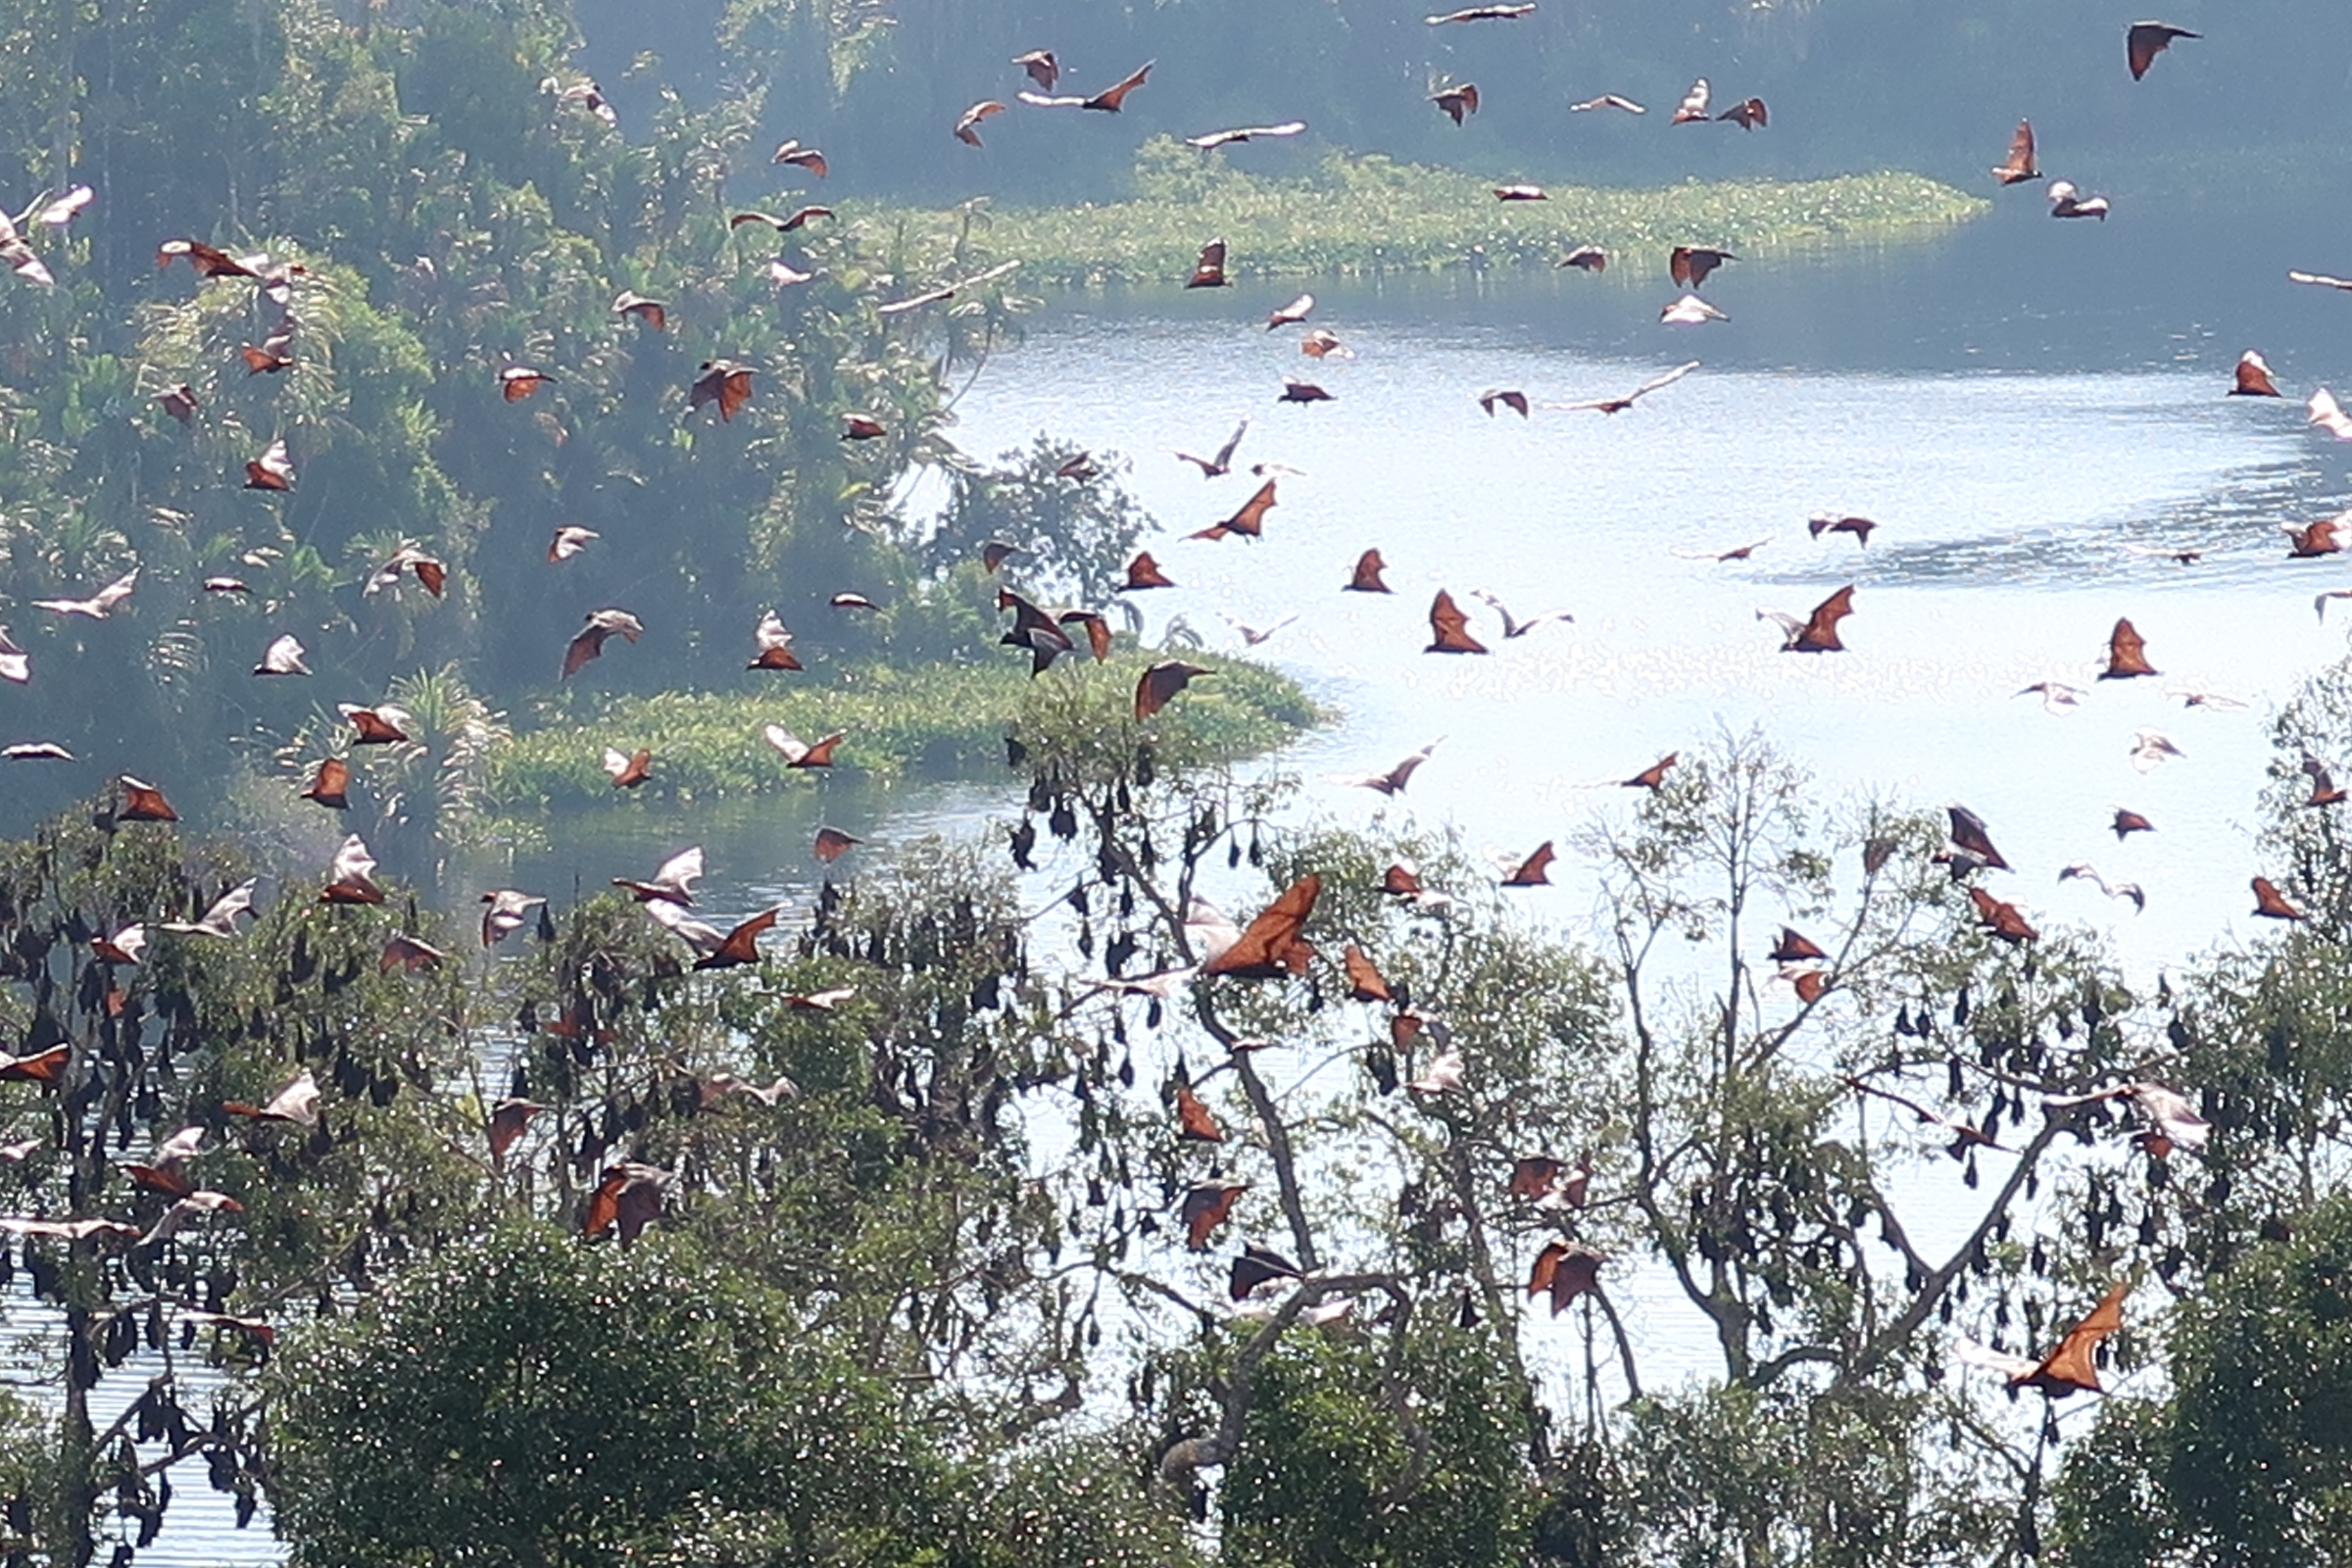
[75,198,2352,1559]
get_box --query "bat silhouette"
[479,889,546,946]
[1430,83,1480,125]
[2129,729,2183,772]
[1621,753,1677,791]
[1478,388,1530,417]
[1993,120,2039,184]
[1229,1244,1303,1299]
[1427,589,1490,655]
[604,747,652,788]
[380,933,444,974]
[158,384,198,423]
[119,775,178,822]
[1173,418,1249,476]
[1201,874,1319,979]
[1018,61,1152,112]
[1280,380,1334,403]
[614,847,703,906]
[763,725,844,768]
[2100,618,2158,679]
[748,610,803,670]
[1810,514,1877,547]
[1471,588,1571,638]
[1671,247,1735,288]
[225,1068,319,1125]
[488,1098,543,1158]
[612,291,666,330]
[1120,551,1177,591]
[1000,589,1076,672]
[242,436,298,490]
[2018,681,2082,714]
[1058,610,1113,662]
[688,361,753,421]
[2112,808,2155,839]
[842,414,887,441]
[156,879,258,938]
[1945,806,2011,872]
[2058,862,2145,912]
[658,902,783,970]
[1012,51,1058,91]
[2127,22,2197,79]
[2231,351,2281,398]
[1547,361,1697,415]
[1137,661,1211,720]
[1969,886,2037,944]
[1188,122,1306,150]
[1760,585,1855,652]
[1957,1281,2128,1396]
[728,207,832,233]
[1718,97,1767,129]
[1180,1182,1245,1250]
[300,757,350,810]
[564,609,644,678]
[1332,742,1438,796]
[1501,842,1555,887]
[770,139,827,176]
[498,366,551,403]
[1189,478,1277,541]
[1347,549,1392,593]
[2251,876,2309,921]
[0,1045,68,1083]
[241,336,293,374]
[1557,245,1607,270]
[876,258,1020,317]
[1672,536,1771,562]
[955,100,1006,145]
[1175,1084,1224,1143]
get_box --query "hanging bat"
[1343,945,1393,1004]
[564,608,643,678]
[1430,83,1480,124]
[2127,21,2197,79]
[1426,589,1489,654]
[1136,661,1211,720]
[1175,1084,1224,1143]
[1188,122,1305,149]
[1189,479,1276,541]
[688,360,753,421]
[1018,61,1153,112]
[1992,120,2038,184]
[1201,875,1319,979]
[763,725,844,768]
[2231,351,2281,397]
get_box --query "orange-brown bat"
[1426,589,1490,655]
[2127,22,2196,79]
[1770,927,1828,963]
[379,933,444,973]
[842,414,887,441]
[1766,585,1855,653]
[1173,417,1249,476]
[1202,874,1320,979]
[488,1098,543,1158]
[90,924,145,965]
[812,826,860,863]
[763,725,844,768]
[1344,944,1394,1003]
[748,610,803,670]
[1622,753,1677,790]
[1175,1084,1225,1143]
[1000,589,1076,672]
[614,847,702,906]
[338,703,412,745]
[1184,240,1229,289]
[2099,618,2158,679]
[119,775,179,822]
[688,360,753,421]
[2302,752,2348,808]
[1180,1181,1244,1250]
[1347,549,1393,593]
[1430,83,1480,124]
[301,757,351,810]
[156,239,258,279]
[224,1068,319,1125]
[1332,742,1437,796]
[693,907,781,970]
[1717,97,1767,129]
[1527,1241,1607,1314]
[1018,61,1153,112]
[367,544,447,599]
[1057,609,1113,662]
[2112,808,2155,840]
[1670,246,1736,289]
[2252,876,2309,920]
[1969,886,2037,944]
[1501,842,1555,887]
[1120,551,1177,591]
[2231,351,2282,398]
[1136,661,1211,720]
[2285,517,2343,559]
[0,1044,69,1084]
[158,384,199,423]
[1992,120,2039,184]
[241,340,293,375]
[613,291,667,330]
[583,1162,667,1243]
[564,609,644,678]
[604,747,652,788]
[320,833,386,905]
[1958,1282,2129,1396]
[955,100,1007,145]
[499,366,551,402]
[244,439,295,491]
[1189,478,1276,541]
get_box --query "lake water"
[62,192,2352,1560]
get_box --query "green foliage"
[876,144,1986,285]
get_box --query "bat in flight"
[2127,21,2197,80]
[1426,589,1489,655]
[1173,417,1249,476]
[1200,874,1319,979]
[1018,61,1152,112]
[1547,361,1697,415]
[1758,585,1854,652]
[1187,122,1305,150]
[1955,1281,2129,1396]
[1992,120,2038,184]
[1430,83,1480,124]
